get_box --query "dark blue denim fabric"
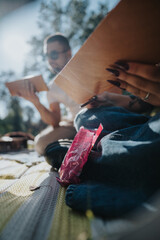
[80,111,160,195]
[65,107,160,217]
[74,106,149,132]
[66,183,147,218]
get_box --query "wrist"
[32,98,40,106]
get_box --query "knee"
[74,108,89,131]
[34,134,46,155]
[74,114,81,131]
[74,107,102,130]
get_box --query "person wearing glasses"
[21,33,79,155]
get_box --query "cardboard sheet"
[55,0,160,104]
[5,75,48,96]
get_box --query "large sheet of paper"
[5,75,48,96]
[55,0,160,104]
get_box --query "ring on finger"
[143,92,150,101]
[155,62,160,68]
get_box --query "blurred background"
[0,0,119,136]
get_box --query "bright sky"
[0,0,41,76]
[0,0,119,119]
[0,0,119,76]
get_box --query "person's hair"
[43,33,70,52]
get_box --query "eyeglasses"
[45,49,68,60]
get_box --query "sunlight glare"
[2,30,30,70]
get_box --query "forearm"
[18,84,60,126]
[125,95,153,113]
[33,101,60,126]
[105,92,153,113]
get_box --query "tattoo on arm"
[129,95,141,108]
[128,95,153,112]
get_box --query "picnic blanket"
[0,150,158,240]
[0,150,91,240]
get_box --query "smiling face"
[45,40,71,74]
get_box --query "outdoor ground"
[0,149,159,240]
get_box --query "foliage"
[0,71,47,136]
[0,71,15,102]
[0,96,47,136]
[23,0,108,77]
[0,0,108,135]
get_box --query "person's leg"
[74,106,149,131]
[80,112,160,194]
[65,113,160,218]
[65,183,147,218]
[34,125,76,155]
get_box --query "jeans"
[65,107,160,217]
[75,106,149,132]
[76,108,160,195]
[66,183,147,218]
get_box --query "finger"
[88,102,99,108]
[107,68,160,97]
[29,82,35,94]
[114,61,160,83]
[119,80,160,106]
[24,79,29,91]
[23,80,31,97]
[17,91,22,97]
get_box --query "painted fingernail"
[106,68,119,76]
[114,61,129,71]
[29,185,41,191]
[107,80,121,87]
[107,80,126,91]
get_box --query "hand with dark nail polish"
[107,61,160,106]
[106,68,119,76]
[114,61,129,71]
[80,96,98,108]
[107,80,126,90]
[107,80,121,87]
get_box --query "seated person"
[64,62,160,218]
[18,33,80,155]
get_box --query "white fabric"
[47,79,79,121]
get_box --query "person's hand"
[87,92,114,109]
[106,61,160,106]
[18,80,40,104]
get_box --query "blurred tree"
[0,71,16,104]
[23,105,48,135]
[0,71,18,135]
[7,97,24,131]
[0,96,47,136]
[0,0,109,135]
[0,97,24,135]
[23,0,108,77]
[0,71,34,135]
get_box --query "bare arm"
[34,101,61,126]
[18,81,61,126]
[88,91,152,113]
[107,61,160,107]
